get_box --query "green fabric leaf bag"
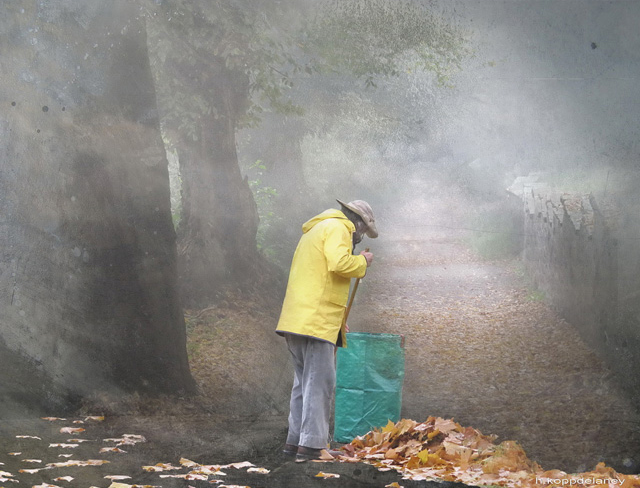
[334,332,405,443]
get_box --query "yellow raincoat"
[276,209,368,346]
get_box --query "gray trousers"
[285,334,336,449]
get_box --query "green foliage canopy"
[306,0,470,87]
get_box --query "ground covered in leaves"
[349,196,640,474]
[2,192,640,487]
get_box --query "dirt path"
[347,203,640,473]
[1,194,639,486]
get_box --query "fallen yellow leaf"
[381,419,396,434]
[315,472,340,479]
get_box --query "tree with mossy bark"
[145,0,469,306]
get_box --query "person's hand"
[360,250,373,267]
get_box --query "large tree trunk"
[0,1,195,414]
[145,3,283,307]
[175,67,262,306]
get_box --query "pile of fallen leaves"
[338,417,640,488]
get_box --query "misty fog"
[1,0,639,485]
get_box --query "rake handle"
[343,247,369,325]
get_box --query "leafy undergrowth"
[340,417,640,488]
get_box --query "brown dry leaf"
[19,468,49,474]
[104,435,146,447]
[122,434,146,442]
[315,472,340,479]
[22,458,42,463]
[620,478,640,488]
[384,448,399,460]
[53,476,74,482]
[159,473,208,480]
[142,463,181,472]
[385,483,404,488]
[46,459,110,468]
[49,443,79,449]
[8,452,21,456]
[60,427,85,434]
[100,447,128,454]
[108,483,160,488]
[458,447,473,470]
[189,466,226,476]
[223,461,255,469]
[318,450,337,461]
[434,418,458,435]
[181,474,209,480]
[84,416,105,422]
[179,457,199,468]
[247,467,270,474]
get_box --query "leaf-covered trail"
[348,204,640,473]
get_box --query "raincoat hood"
[302,208,354,234]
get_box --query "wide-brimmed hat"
[337,199,378,238]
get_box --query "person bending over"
[276,199,378,461]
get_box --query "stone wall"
[508,174,640,399]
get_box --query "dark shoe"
[282,443,298,456]
[295,446,342,462]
